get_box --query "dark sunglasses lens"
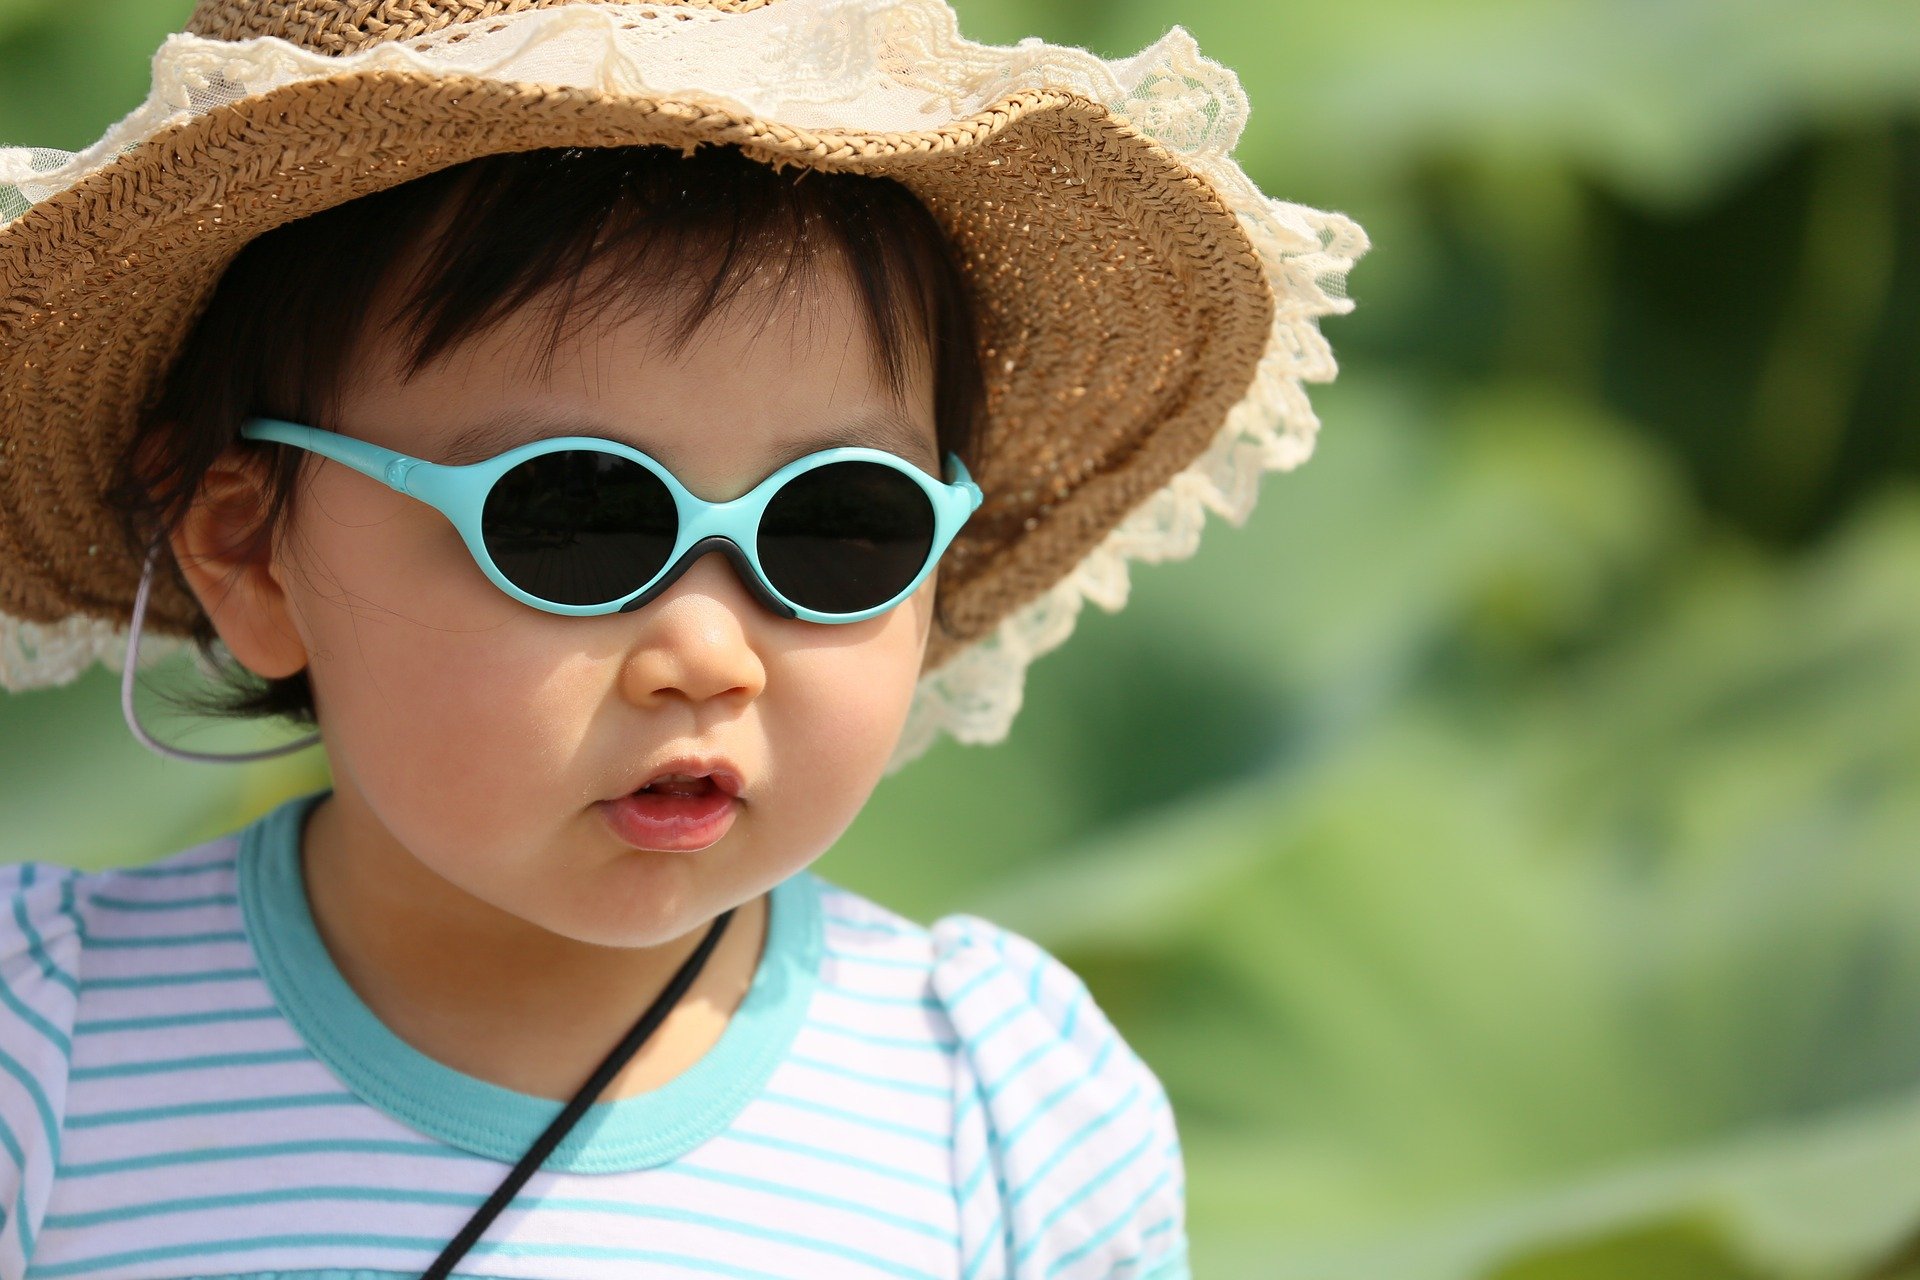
[758,461,937,614]
[482,451,676,607]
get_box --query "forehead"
[437,401,939,477]
[342,250,941,486]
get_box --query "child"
[0,1,1364,1276]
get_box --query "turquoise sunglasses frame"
[237,416,984,624]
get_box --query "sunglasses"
[237,416,983,623]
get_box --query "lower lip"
[597,788,739,851]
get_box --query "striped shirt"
[0,788,1189,1280]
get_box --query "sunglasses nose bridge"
[676,490,779,607]
[673,487,753,545]
[617,534,797,620]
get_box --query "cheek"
[771,582,932,823]
[278,484,587,820]
[277,468,486,625]
[322,641,586,827]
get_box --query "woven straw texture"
[0,0,1366,774]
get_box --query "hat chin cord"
[121,543,324,765]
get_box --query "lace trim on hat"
[0,0,1367,772]
[3,0,1263,188]
[886,198,1362,773]
[0,612,190,690]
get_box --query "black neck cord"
[419,905,737,1279]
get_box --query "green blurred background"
[6,1,1920,1275]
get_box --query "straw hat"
[0,0,1365,773]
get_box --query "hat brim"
[0,65,1273,678]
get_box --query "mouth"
[636,774,722,798]
[602,759,744,852]
[617,758,745,802]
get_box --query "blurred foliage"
[5,0,1920,1277]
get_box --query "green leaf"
[964,478,1920,1279]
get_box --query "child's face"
[183,247,939,950]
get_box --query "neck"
[296,788,768,1102]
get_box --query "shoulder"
[798,880,1190,1275]
[0,857,88,1031]
[0,858,89,1271]
[927,911,1191,1280]
[0,832,242,1270]
[0,829,243,994]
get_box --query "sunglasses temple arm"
[239,416,432,496]
[945,452,984,513]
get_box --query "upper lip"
[615,756,745,800]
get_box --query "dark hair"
[104,143,986,729]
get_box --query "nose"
[617,544,768,708]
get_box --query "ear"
[165,445,309,680]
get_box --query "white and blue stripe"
[0,791,1189,1279]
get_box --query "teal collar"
[236,788,822,1173]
